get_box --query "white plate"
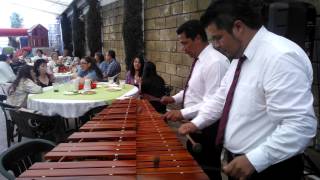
[106,87,122,91]
[63,91,79,95]
[79,90,96,95]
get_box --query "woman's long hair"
[34,59,47,77]
[94,52,104,64]
[130,55,144,77]
[142,61,158,79]
[8,65,34,95]
[83,56,103,79]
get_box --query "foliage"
[61,13,73,54]
[72,3,85,58]
[10,12,23,28]
[86,0,102,56]
[123,0,143,70]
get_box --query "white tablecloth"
[27,86,139,118]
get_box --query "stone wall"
[144,0,211,94]
[101,0,126,78]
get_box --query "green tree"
[9,12,24,48]
[10,12,23,28]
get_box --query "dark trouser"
[187,122,222,180]
[228,153,304,180]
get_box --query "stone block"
[165,16,177,28]
[170,75,183,88]
[172,1,183,15]
[171,53,182,65]
[166,63,177,74]
[145,30,160,41]
[157,0,166,6]
[155,18,166,29]
[183,0,198,13]
[165,41,177,52]
[176,65,190,77]
[145,19,156,30]
[160,52,171,62]
[177,14,191,26]
[159,5,171,17]
[155,41,166,52]
[159,29,176,41]
[190,12,201,20]
[145,41,156,50]
[156,62,166,72]
[150,7,160,18]
[153,51,161,61]
[181,53,193,66]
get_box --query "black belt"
[222,148,243,163]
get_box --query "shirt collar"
[197,44,211,62]
[243,26,268,61]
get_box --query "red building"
[28,24,49,47]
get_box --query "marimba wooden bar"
[17,99,208,180]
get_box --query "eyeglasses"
[80,62,88,64]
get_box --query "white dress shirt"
[173,44,229,119]
[0,61,16,83]
[192,26,317,172]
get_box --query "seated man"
[102,50,121,81]
[0,54,16,83]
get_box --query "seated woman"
[77,56,103,83]
[7,65,42,108]
[125,55,144,86]
[94,52,105,70]
[55,57,69,73]
[47,52,59,73]
[34,59,55,87]
[141,61,166,113]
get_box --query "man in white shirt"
[161,20,229,179]
[0,54,16,83]
[179,0,317,179]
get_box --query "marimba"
[17,99,209,180]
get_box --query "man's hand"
[223,155,255,180]
[178,122,198,135]
[160,96,175,105]
[162,110,183,121]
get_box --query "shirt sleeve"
[24,79,42,94]
[191,66,231,129]
[181,59,229,120]
[172,90,184,104]
[246,52,317,172]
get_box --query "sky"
[0,0,63,46]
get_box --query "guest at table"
[103,50,121,81]
[94,52,105,70]
[78,56,103,83]
[0,54,16,83]
[141,61,166,113]
[47,52,59,73]
[34,59,54,87]
[55,57,69,73]
[70,57,81,74]
[60,48,74,66]
[125,55,144,86]
[7,65,42,108]
[32,49,47,62]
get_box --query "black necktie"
[182,57,199,108]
